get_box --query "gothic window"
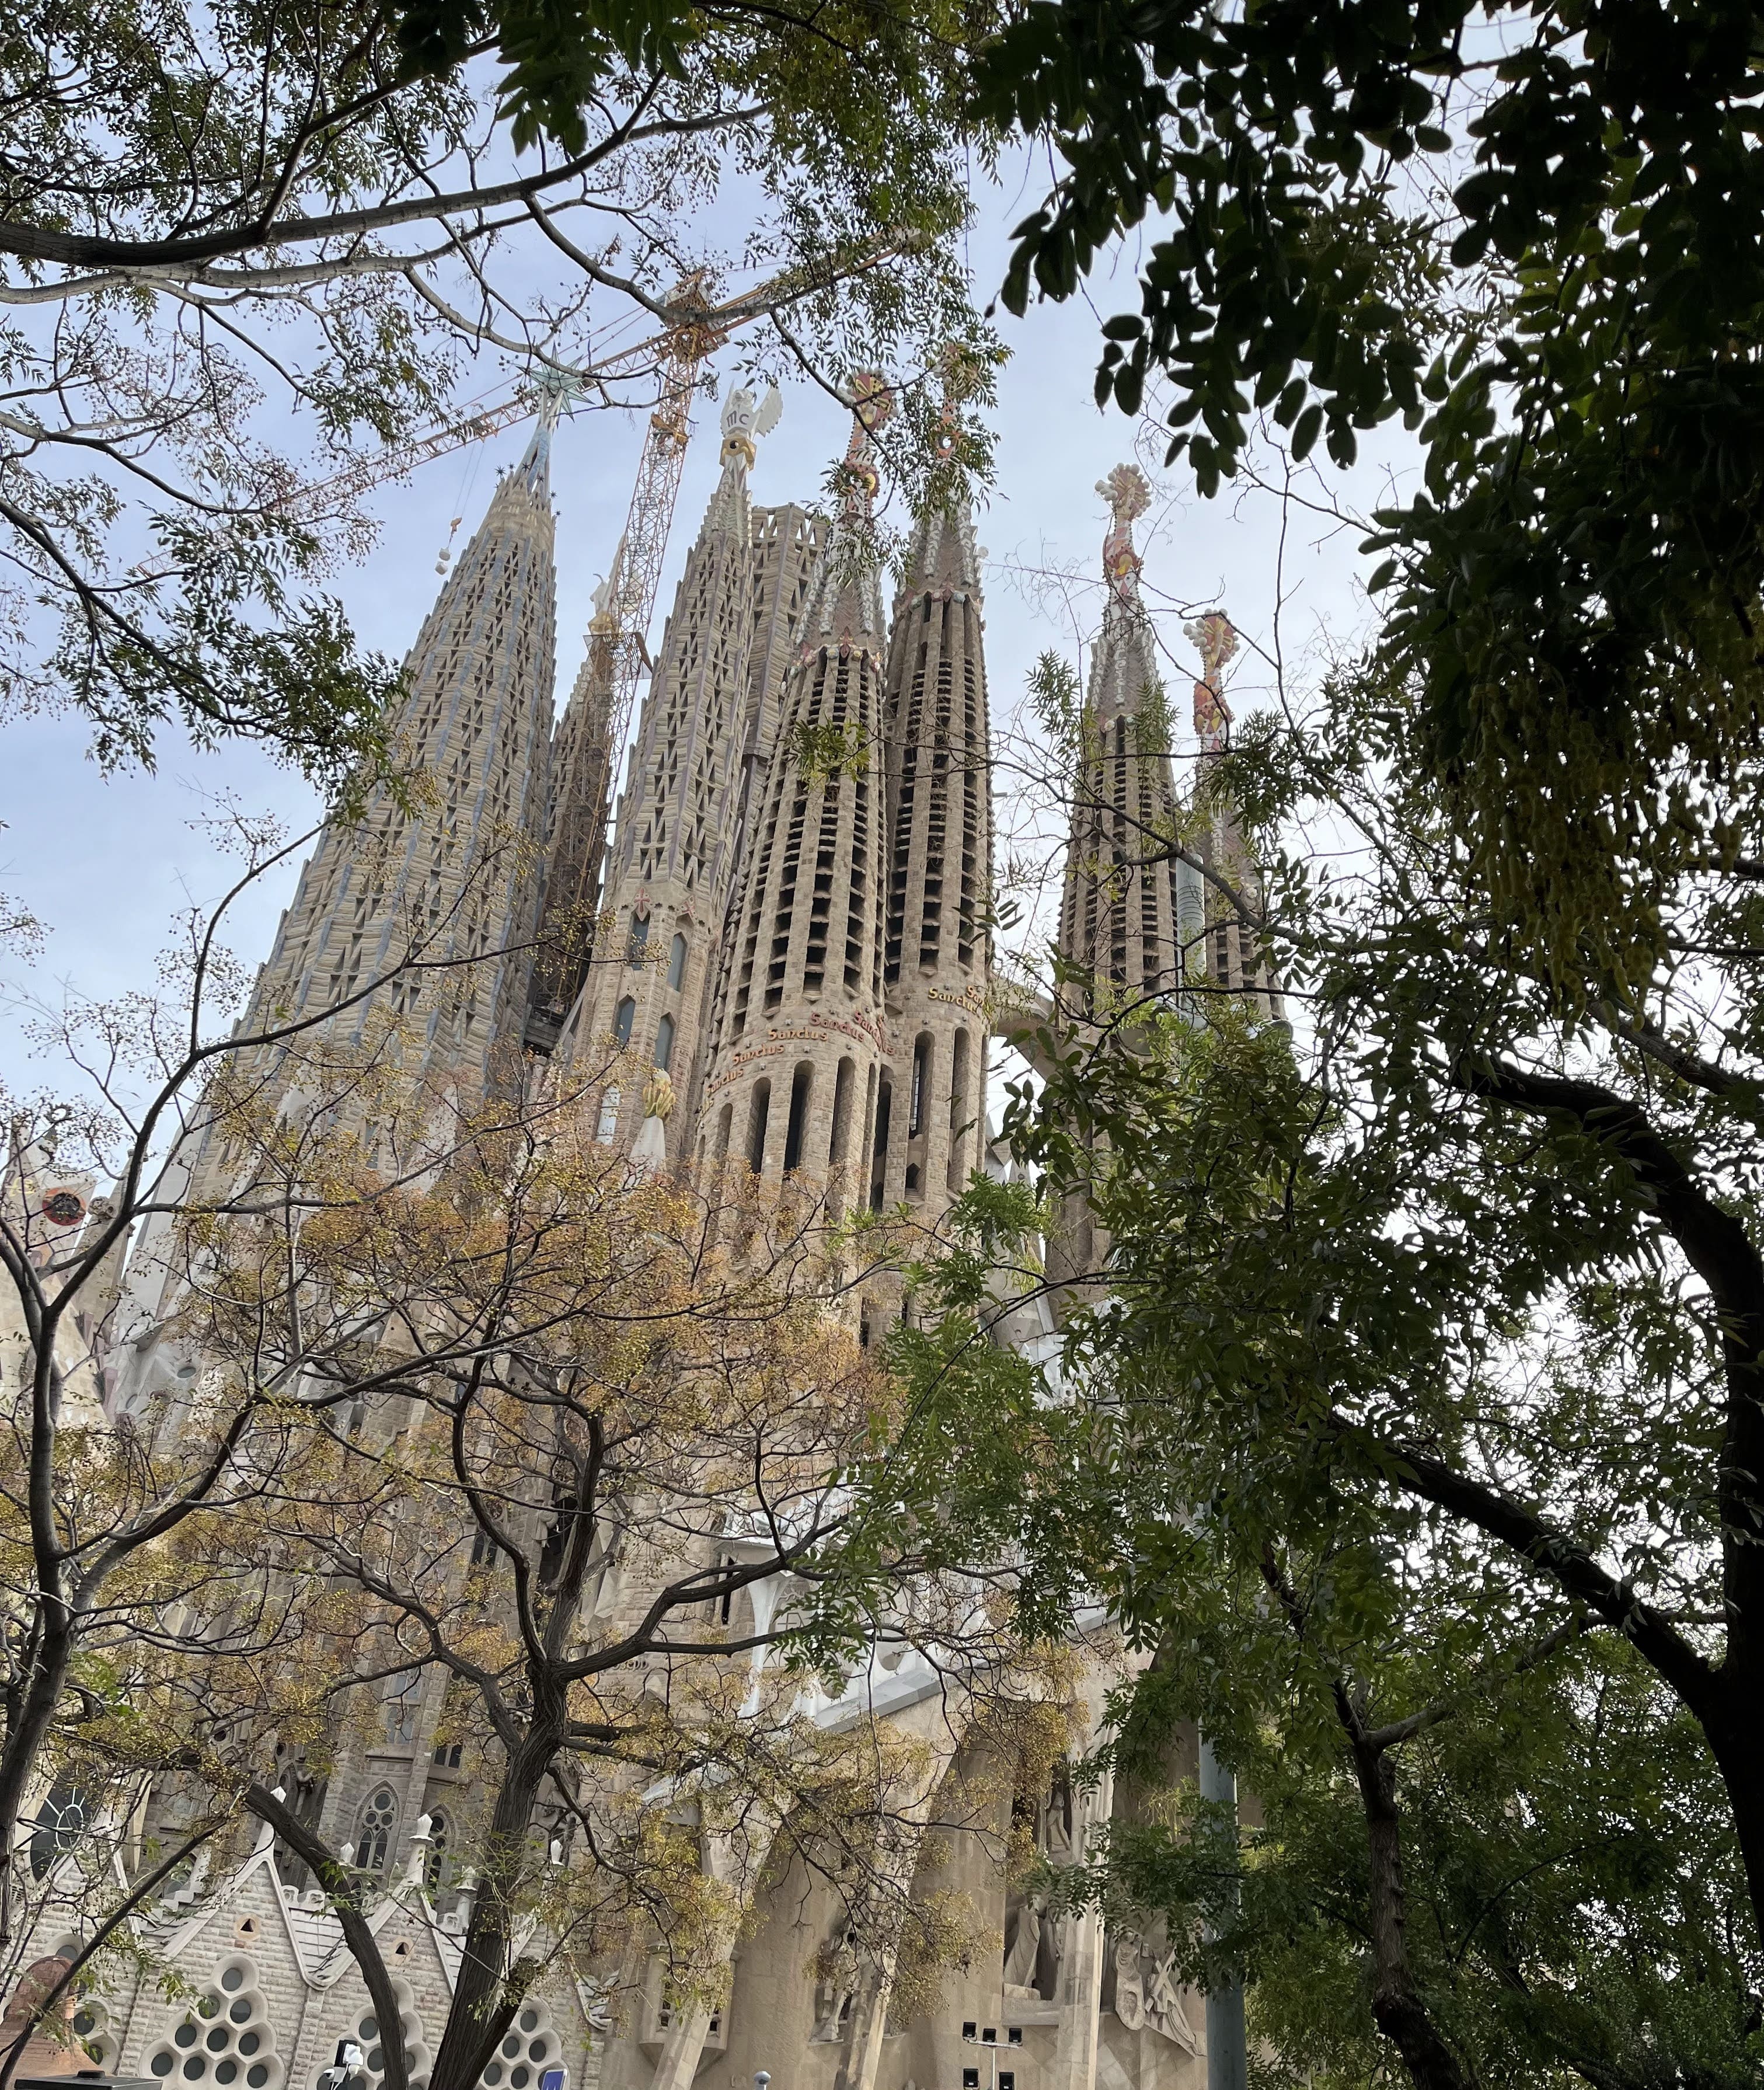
[424,1812,448,1891]
[626,913,650,967]
[479,2003,563,2090]
[597,1086,622,1142]
[384,1671,421,1746]
[346,1981,431,2090]
[613,998,635,1047]
[355,1785,398,1873]
[654,1016,675,1074]
[29,1782,85,1877]
[667,933,687,988]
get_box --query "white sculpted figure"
[1113,1935,1201,2053]
[1002,1894,1044,1994]
[720,383,783,459]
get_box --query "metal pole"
[1197,1736,1246,2090]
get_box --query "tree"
[908,633,1764,2075]
[976,0,1764,988]
[886,1124,1764,2085]
[1,0,1000,782]
[0,827,1028,2090]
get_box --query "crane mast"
[522,277,729,1052]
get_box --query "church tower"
[236,417,557,1107]
[1184,610,1284,1020]
[694,381,894,1208]
[1055,464,1197,1020]
[871,482,992,1222]
[563,386,783,1160]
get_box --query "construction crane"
[521,271,741,1050]
[131,241,900,583]
[517,239,912,1051]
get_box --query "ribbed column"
[877,499,992,1225]
[695,382,895,1217]
[566,389,781,1162]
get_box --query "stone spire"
[564,384,782,1161]
[1183,608,1283,1019]
[1055,463,1191,1015]
[694,377,894,1208]
[872,388,993,1222]
[236,413,558,1109]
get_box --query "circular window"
[350,1982,430,2090]
[511,2068,529,2087]
[148,1957,280,2090]
[501,2039,520,2061]
[484,2067,503,2086]
[518,2015,539,2036]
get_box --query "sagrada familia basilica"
[18,375,1276,2090]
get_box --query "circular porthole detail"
[146,1960,283,2090]
[329,1980,429,2090]
[477,2000,557,2090]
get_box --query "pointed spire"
[498,400,556,508]
[696,381,780,539]
[895,350,984,601]
[1098,461,1151,605]
[1089,463,1160,724]
[796,372,894,660]
[229,400,557,1106]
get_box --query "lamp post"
[958,2017,1024,2090]
[1198,1736,1246,2090]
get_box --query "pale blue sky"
[0,173,1393,1096]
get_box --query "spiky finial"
[1184,609,1239,750]
[1097,464,1152,603]
[836,370,895,518]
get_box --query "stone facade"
[54,405,1276,2090]
[235,419,558,1109]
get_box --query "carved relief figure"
[1111,1936,1200,2056]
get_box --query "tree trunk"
[427,1722,560,2090]
[1345,1727,1476,2090]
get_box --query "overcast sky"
[0,165,1398,1100]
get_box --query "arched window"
[596,1086,621,1143]
[653,1015,675,1073]
[613,998,635,1047]
[355,1785,398,1873]
[29,1783,85,1878]
[666,933,687,989]
[384,1669,421,1745]
[626,912,650,967]
[424,1811,448,1892]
